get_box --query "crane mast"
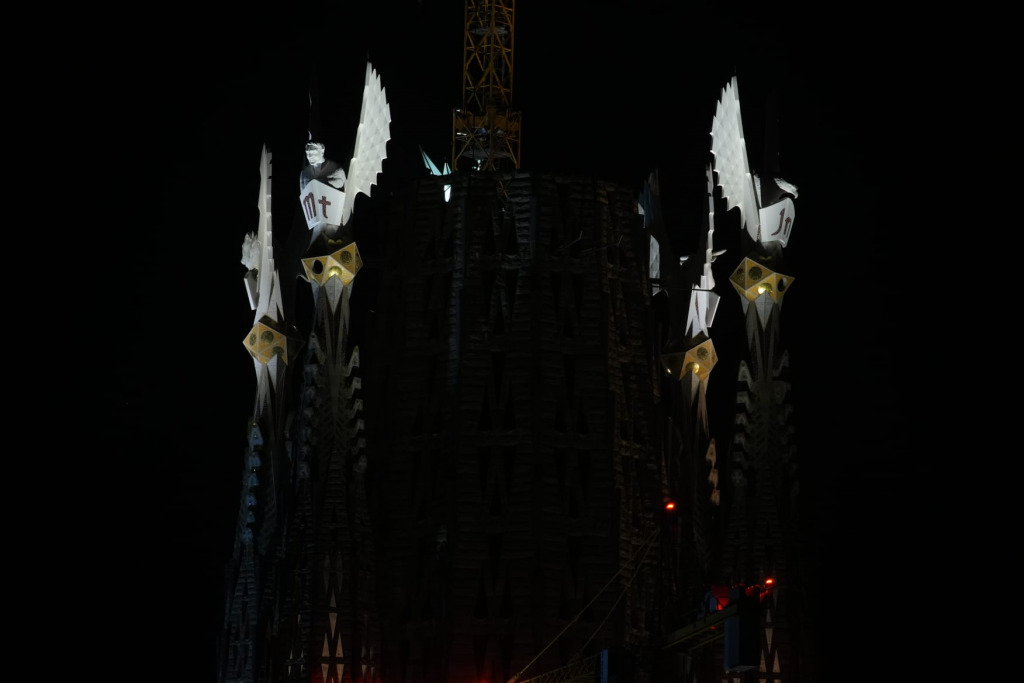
[452,0,521,171]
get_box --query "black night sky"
[95,1,950,680]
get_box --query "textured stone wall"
[368,172,663,683]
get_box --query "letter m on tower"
[300,179,344,231]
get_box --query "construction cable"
[509,525,660,683]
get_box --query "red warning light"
[664,501,676,511]
[764,577,774,586]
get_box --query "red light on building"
[664,501,675,511]
[764,577,774,586]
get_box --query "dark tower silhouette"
[368,169,664,683]
[362,4,666,680]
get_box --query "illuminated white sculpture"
[240,146,291,411]
[299,62,392,240]
[240,232,261,272]
[682,166,724,340]
[420,145,452,202]
[710,77,798,247]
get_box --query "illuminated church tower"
[641,164,727,683]
[219,143,302,683]
[707,77,813,682]
[218,63,392,683]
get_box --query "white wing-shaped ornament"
[252,145,283,323]
[341,62,392,227]
[710,77,760,243]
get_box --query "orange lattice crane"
[452,0,521,171]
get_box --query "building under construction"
[217,3,815,682]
